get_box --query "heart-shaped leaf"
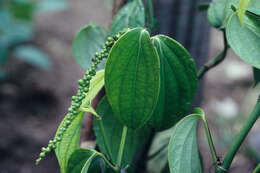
[73,23,107,70]
[109,0,145,36]
[148,35,198,131]
[105,28,160,129]
[207,0,238,28]
[93,97,149,167]
[226,13,260,69]
[168,113,202,173]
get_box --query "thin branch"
[197,30,229,79]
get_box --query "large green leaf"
[54,71,105,173]
[105,28,160,129]
[93,97,149,167]
[207,0,238,28]
[55,112,85,173]
[148,35,198,131]
[72,23,107,70]
[168,113,202,173]
[67,148,103,173]
[109,0,145,36]
[226,13,260,69]
[13,45,51,70]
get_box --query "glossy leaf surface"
[109,0,145,36]
[55,112,85,173]
[149,35,198,130]
[207,0,238,28]
[168,114,202,173]
[226,13,260,69]
[67,148,102,173]
[105,28,160,129]
[73,23,107,70]
[93,97,149,167]
[54,71,105,173]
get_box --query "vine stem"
[116,125,128,167]
[197,31,229,79]
[216,96,260,173]
[97,119,113,160]
[253,163,260,173]
[200,114,218,164]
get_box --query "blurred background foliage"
[0,0,68,79]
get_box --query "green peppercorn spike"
[36,29,129,164]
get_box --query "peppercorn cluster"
[36,29,128,165]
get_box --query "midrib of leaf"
[163,41,193,100]
[80,152,97,173]
[159,40,190,105]
[62,113,83,172]
[132,31,143,126]
[180,122,197,171]
[152,37,171,114]
[115,39,138,124]
[169,114,200,172]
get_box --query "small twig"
[197,30,229,79]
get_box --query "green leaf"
[247,8,260,17]
[148,35,198,131]
[109,0,145,36]
[253,68,260,86]
[13,45,51,70]
[105,28,160,129]
[82,70,105,105]
[55,112,85,173]
[147,127,173,173]
[54,70,105,173]
[168,114,202,173]
[72,23,107,70]
[67,148,102,173]
[93,97,149,167]
[226,13,260,69]
[237,0,251,24]
[207,0,238,28]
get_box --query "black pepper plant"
[36,0,260,173]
